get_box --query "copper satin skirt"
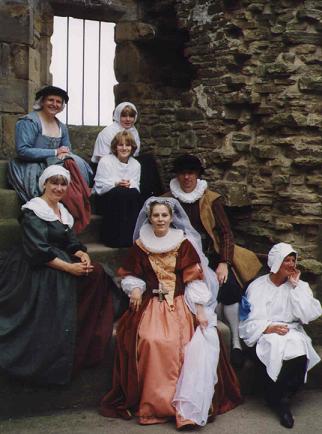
[136,295,195,425]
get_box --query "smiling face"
[43,175,68,203]
[116,136,133,163]
[176,170,198,193]
[278,254,296,278]
[41,95,64,117]
[149,203,173,237]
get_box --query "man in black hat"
[164,154,262,368]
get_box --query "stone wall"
[2,0,322,281]
[117,0,322,281]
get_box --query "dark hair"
[35,86,69,103]
[173,154,205,176]
[110,131,137,157]
[148,201,173,219]
[121,105,136,118]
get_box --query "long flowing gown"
[0,207,114,385]
[7,111,93,233]
[100,236,241,426]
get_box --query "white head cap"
[38,165,71,193]
[113,102,138,124]
[267,242,297,273]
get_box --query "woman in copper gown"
[100,197,242,429]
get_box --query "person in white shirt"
[93,131,141,247]
[91,102,140,163]
[239,242,322,429]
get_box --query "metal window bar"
[82,19,85,126]
[66,16,70,124]
[63,17,105,126]
[98,21,101,126]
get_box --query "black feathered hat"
[35,86,69,103]
[173,154,205,175]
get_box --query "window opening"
[50,16,117,126]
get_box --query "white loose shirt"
[239,274,322,381]
[93,154,141,195]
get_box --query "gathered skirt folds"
[100,295,242,427]
[98,186,142,248]
[0,249,114,385]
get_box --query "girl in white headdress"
[0,166,115,385]
[239,242,322,429]
[91,102,140,163]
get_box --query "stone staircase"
[0,160,321,420]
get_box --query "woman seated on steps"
[93,131,142,248]
[0,165,115,385]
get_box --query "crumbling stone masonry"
[2,1,322,289]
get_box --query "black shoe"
[278,403,294,429]
[230,348,244,369]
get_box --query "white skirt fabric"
[172,325,219,426]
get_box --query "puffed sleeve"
[93,156,117,195]
[129,159,141,191]
[289,280,322,324]
[16,117,56,161]
[118,245,146,296]
[177,240,212,307]
[239,276,271,347]
[22,210,59,266]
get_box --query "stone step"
[0,160,9,189]
[0,218,21,251]
[0,188,21,219]
[78,214,102,245]
[86,243,129,273]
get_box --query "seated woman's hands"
[196,304,208,330]
[57,146,70,160]
[130,287,142,312]
[116,179,130,188]
[67,262,94,277]
[264,324,289,335]
[74,250,91,267]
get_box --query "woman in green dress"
[0,166,114,385]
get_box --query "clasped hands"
[70,250,93,276]
[57,146,70,160]
[116,179,131,188]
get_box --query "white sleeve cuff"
[121,275,146,296]
[185,280,211,305]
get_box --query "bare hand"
[288,269,301,288]
[116,179,130,188]
[130,287,142,312]
[57,152,70,160]
[57,146,70,156]
[196,305,208,330]
[264,324,289,335]
[216,262,228,286]
[74,250,91,267]
[67,262,94,277]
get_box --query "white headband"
[39,165,71,192]
[267,242,297,273]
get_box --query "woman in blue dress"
[7,86,93,232]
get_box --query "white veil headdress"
[133,196,218,307]
[134,197,219,426]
